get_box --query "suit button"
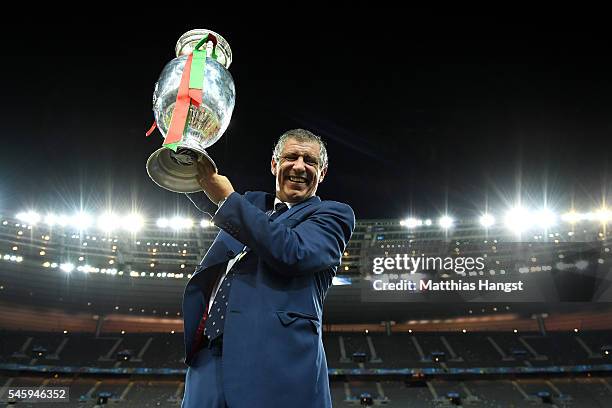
[227,251,235,258]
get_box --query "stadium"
[1,206,611,406]
[1,10,612,408]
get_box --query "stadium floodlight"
[200,219,212,228]
[122,214,144,232]
[582,212,596,221]
[479,214,495,228]
[181,217,194,229]
[16,211,41,225]
[438,216,454,229]
[504,206,531,233]
[561,211,582,223]
[70,212,93,230]
[60,262,75,273]
[594,208,612,223]
[171,216,193,230]
[156,218,169,228]
[534,208,557,229]
[424,219,432,226]
[44,213,68,227]
[98,213,121,232]
[401,218,422,228]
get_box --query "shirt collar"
[274,197,294,210]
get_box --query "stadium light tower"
[504,206,531,234]
[70,212,93,231]
[16,211,41,225]
[534,208,557,229]
[171,216,193,230]
[44,213,68,227]
[595,208,612,224]
[400,218,422,228]
[479,214,495,228]
[561,210,582,224]
[98,213,121,232]
[438,215,454,229]
[156,218,169,228]
[122,214,144,232]
[60,262,75,273]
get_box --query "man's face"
[271,138,327,204]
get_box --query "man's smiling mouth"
[288,176,308,184]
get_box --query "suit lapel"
[273,195,321,222]
[239,195,321,257]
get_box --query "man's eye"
[281,155,318,165]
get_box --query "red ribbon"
[145,121,157,137]
[191,305,209,355]
[165,54,197,146]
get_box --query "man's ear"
[271,157,277,176]
[319,167,328,183]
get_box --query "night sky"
[1,11,610,221]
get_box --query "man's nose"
[292,156,306,171]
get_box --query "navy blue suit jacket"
[182,191,355,407]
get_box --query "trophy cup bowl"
[146,29,235,193]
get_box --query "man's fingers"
[197,157,217,175]
[195,157,221,191]
[196,161,208,176]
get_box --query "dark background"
[1,9,610,220]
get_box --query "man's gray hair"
[272,129,328,169]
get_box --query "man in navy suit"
[181,129,355,407]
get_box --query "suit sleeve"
[212,192,355,276]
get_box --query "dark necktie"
[269,202,289,220]
[202,202,289,343]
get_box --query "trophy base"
[146,146,217,193]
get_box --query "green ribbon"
[164,142,179,152]
[189,36,208,90]
[189,36,218,89]
[163,35,219,152]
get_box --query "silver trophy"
[146,29,235,193]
